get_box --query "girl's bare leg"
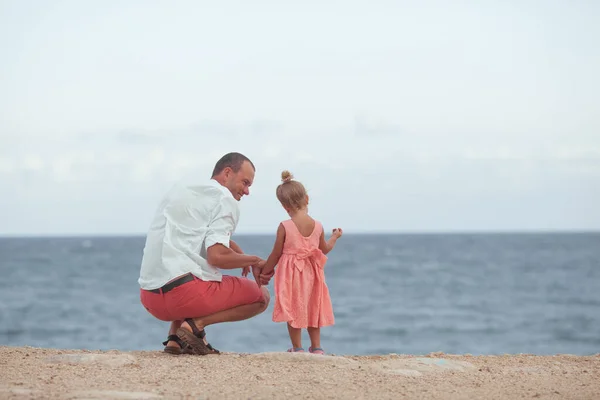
[308,327,321,349]
[287,323,302,349]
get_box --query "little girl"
[258,170,343,354]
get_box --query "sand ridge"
[1,346,598,399]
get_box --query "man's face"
[224,161,255,201]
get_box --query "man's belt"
[147,273,195,294]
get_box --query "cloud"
[117,130,167,145]
[353,115,404,137]
[0,157,15,173]
[3,123,600,187]
[114,119,285,146]
[1,120,599,234]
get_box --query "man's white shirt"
[138,179,239,290]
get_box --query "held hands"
[259,268,274,286]
[251,260,265,286]
[246,258,274,287]
[242,256,264,279]
[246,258,273,287]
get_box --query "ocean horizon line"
[1,229,599,239]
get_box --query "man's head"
[211,152,256,201]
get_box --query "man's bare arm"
[230,239,253,277]
[207,243,260,270]
[230,240,243,254]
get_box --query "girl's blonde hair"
[276,170,307,210]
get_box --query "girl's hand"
[260,269,275,285]
[245,258,265,279]
[332,228,343,238]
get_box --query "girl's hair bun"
[281,170,293,183]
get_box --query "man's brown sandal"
[162,334,193,355]
[176,318,220,355]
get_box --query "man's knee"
[258,286,270,310]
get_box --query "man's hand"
[242,266,250,277]
[251,259,266,286]
[232,240,250,277]
[252,265,261,286]
[244,258,265,280]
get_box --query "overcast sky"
[1,0,598,235]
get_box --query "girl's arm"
[319,228,342,255]
[259,223,286,276]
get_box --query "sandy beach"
[0,346,598,399]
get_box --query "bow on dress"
[291,247,328,271]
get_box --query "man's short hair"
[211,152,255,177]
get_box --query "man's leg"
[180,286,270,341]
[173,276,270,353]
[165,320,183,349]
